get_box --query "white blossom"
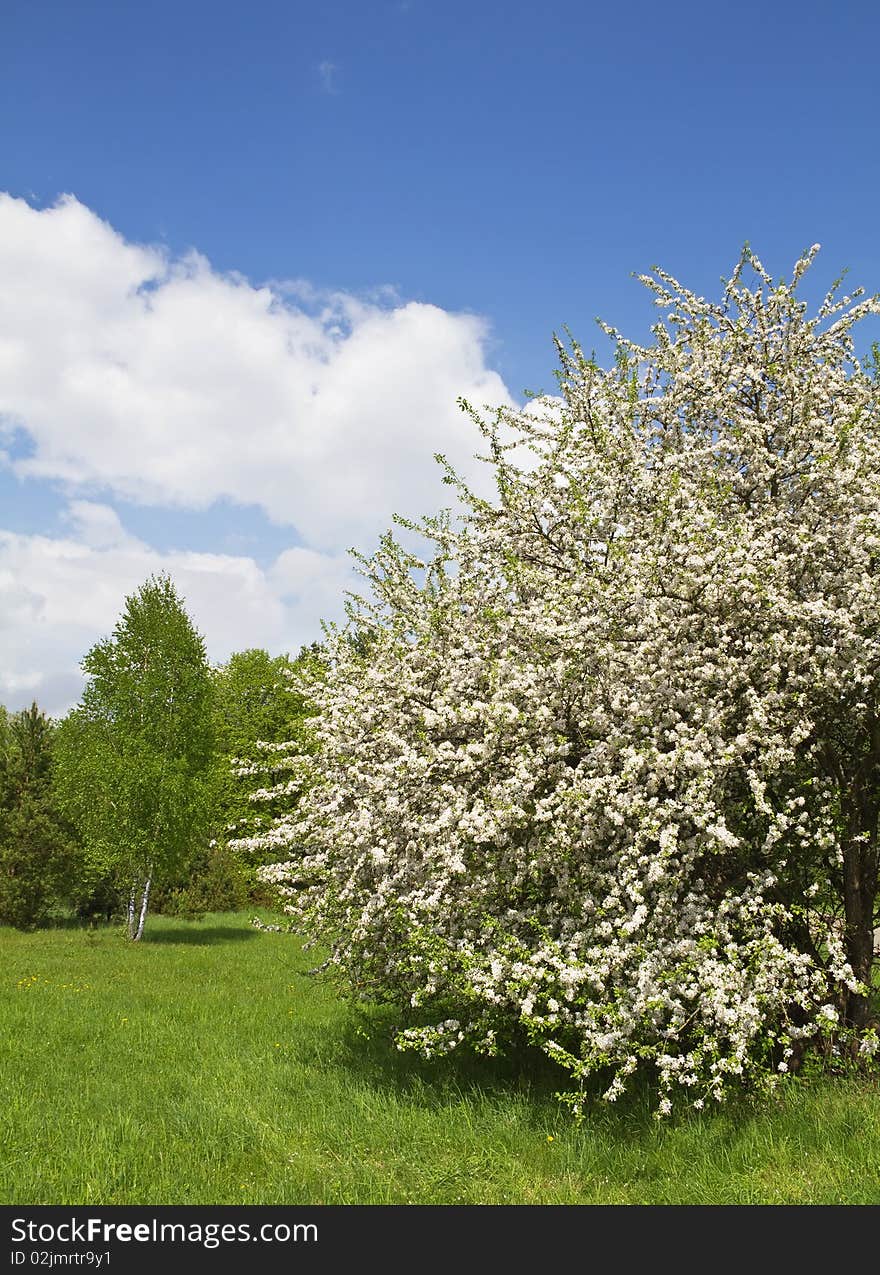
[247,248,880,1115]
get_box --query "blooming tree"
[239,248,880,1113]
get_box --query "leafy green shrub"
[152,841,250,919]
[72,875,123,925]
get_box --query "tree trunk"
[127,887,137,941]
[841,790,878,1034]
[133,873,152,942]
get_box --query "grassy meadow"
[1,911,878,1205]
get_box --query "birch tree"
[56,573,214,940]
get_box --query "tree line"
[0,574,320,937]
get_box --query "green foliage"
[211,644,323,877]
[71,874,122,925]
[212,648,308,757]
[151,841,250,919]
[0,703,79,928]
[54,572,215,939]
[0,799,74,928]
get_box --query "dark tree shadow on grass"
[143,924,260,946]
[45,915,120,931]
[326,1003,652,1131]
[41,913,263,945]
[320,1001,778,1147]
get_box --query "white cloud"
[0,193,521,717]
[0,194,514,551]
[61,500,140,549]
[0,506,362,715]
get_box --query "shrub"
[152,842,250,919]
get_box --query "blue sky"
[1,0,879,713]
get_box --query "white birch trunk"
[127,888,137,941]
[133,873,152,942]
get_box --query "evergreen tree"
[0,702,77,928]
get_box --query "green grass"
[1,911,878,1204]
